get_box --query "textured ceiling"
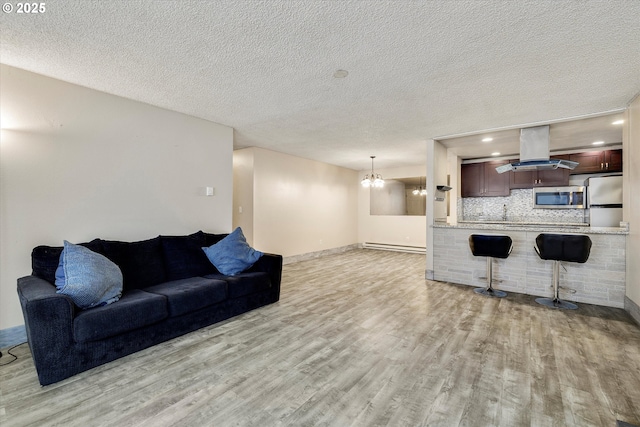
[1,0,639,170]
[442,111,626,160]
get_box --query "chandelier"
[361,156,384,188]
[412,177,427,196]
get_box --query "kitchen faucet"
[502,204,507,221]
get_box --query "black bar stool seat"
[534,233,592,310]
[468,234,513,298]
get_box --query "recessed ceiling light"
[482,137,493,142]
[333,70,349,78]
[491,152,501,156]
[592,141,605,145]
[612,119,624,125]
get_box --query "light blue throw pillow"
[202,227,263,276]
[55,241,123,309]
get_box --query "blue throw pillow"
[202,227,263,276]
[55,241,123,309]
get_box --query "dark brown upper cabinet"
[461,160,510,197]
[569,149,622,174]
[509,155,570,189]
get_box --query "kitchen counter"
[431,223,627,308]
[433,220,628,235]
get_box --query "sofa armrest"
[17,275,77,377]
[249,253,283,298]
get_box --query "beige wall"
[236,149,425,257]
[624,93,640,306]
[358,165,427,248]
[425,140,448,276]
[232,148,255,244]
[0,65,234,329]
[233,147,358,257]
[447,150,461,224]
[433,142,449,221]
[370,179,407,216]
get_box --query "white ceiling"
[1,0,639,171]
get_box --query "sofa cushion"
[102,237,166,290]
[200,230,227,247]
[160,233,218,281]
[202,227,263,276]
[144,277,228,317]
[32,239,104,284]
[55,241,123,309]
[204,271,271,299]
[73,289,167,343]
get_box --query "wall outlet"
[205,187,215,196]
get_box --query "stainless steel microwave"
[533,186,585,209]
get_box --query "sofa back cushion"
[31,232,224,287]
[102,237,166,290]
[202,231,227,247]
[32,239,104,284]
[160,232,218,281]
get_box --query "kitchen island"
[432,221,628,308]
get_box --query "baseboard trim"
[0,324,27,349]
[625,296,640,327]
[283,244,359,265]
[362,242,427,254]
[617,420,640,427]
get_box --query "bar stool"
[468,234,513,298]
[534,233,592,310]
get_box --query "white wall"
[358,165,427,248]
[624,93,640,309]
[233,147,358,257]
[0,65,233,329]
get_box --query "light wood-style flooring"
[1,249,639,426]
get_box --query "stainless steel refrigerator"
[586,175,623,227]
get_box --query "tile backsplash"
[459,189,586,224]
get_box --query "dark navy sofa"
[17,231,282,386]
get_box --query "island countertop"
[433,220,629,235]
[431,223,627,308]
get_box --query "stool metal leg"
[474,257,507,298]
[535,260,578,309]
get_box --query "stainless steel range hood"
[495,125,578,173]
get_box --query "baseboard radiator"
[362,242,426,254]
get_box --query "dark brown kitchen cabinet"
[461,163,483,197]
[461,160,510,197]
[569,149,622,174]
[509,155,570,189]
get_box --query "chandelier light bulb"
[361,156,384,188]
[413,177,427,196]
